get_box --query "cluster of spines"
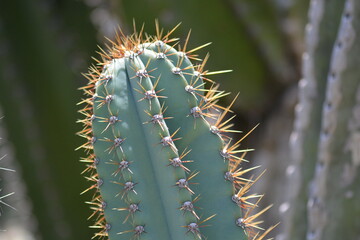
[78,22,277,240]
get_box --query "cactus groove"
[78,23,275,240]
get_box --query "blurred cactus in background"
[0,0,359,239]
[0,117,15,229]
[0,0,98,238]
[283,0,360,239]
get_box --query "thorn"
[113,181,138,199]
[179,195,201,220]
[175,171,199,195]
[113,203,140,223]
[167,148,192,172]
[107,158,133,177]
[117,225,146,239]
[182,214,216,239]
[159,128,181,152]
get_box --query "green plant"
[78,23,276,240]
[0,1,96,238]
[283,0,360,239]
[0,157,15,216]
[0,117,15,226]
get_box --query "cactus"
[283,0,360,239]
[0,117,15,225]
[283,0,345,239]
[0,0,97,238]
[307,0,360,239]
[78,23,276,240]
[0,157,15,218]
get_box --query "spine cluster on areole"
[78,23,277,240]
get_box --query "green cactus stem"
[284,0,345,239]
[307,0,360,239]
[0,117,15,226]
[78,23,275,240]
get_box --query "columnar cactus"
[284,0,345,239]
[283,0,360,239]
[0,156,15,216]
[0,118,15,222]
[307,0,360,239]
[78,23,275,240]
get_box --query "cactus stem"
[78,22,275,239]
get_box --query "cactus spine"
[78,23,275,240]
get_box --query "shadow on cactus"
[77,22,277,240]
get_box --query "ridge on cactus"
[78,22,277,240]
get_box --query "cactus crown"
[78,22,276,240]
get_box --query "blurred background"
[1,0,359,239]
